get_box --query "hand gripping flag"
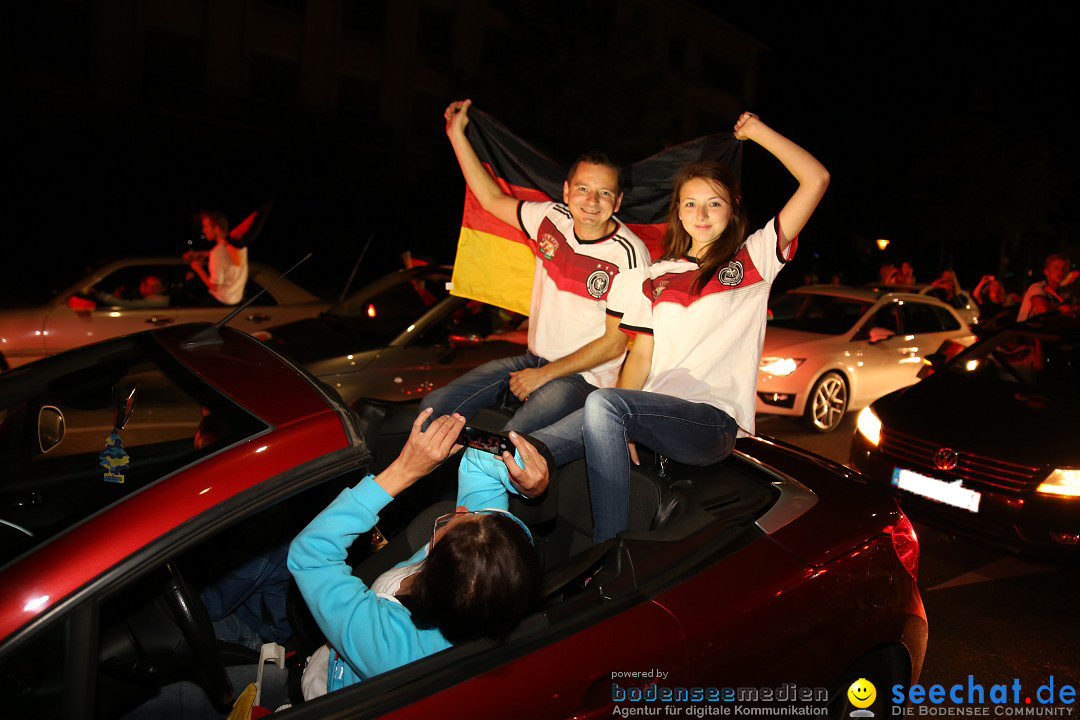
[450,109,741,314]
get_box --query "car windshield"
[0,335,268,567]
[945,328,1079,394]
[768,293,874,335]
[325,269,453,340]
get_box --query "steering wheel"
[161,562,234,707]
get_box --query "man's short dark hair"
[567,151,623,195]
[199,210,230,233]
[1045,253,1069,268]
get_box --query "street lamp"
[876,238,890,251]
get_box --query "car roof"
[784,284,937,303]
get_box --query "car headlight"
[759,357,805,376]
[1037,468,1080,498]
[856,406,882,447]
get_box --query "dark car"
[0,324,925,719]
[850,315,1080,555]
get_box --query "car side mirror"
[38,405,65,453]
[868,327,896,344]
[916,352,946,379]
[67,294,97,312]
[449,334,483,349]
[113,383,138,431]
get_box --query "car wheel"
[161,562,234,708]
[803,371,847,433]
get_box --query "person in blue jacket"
[288,410,547,697]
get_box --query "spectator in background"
[899,261,916,284]
[929,269,962,304]
[187,210,249,305]
[973,274,1007,321]
[880,263,901,285]
[1018,253,1075,321]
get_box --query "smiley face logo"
[847,678,876,709]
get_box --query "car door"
[898,298,966,364]
[847,301,919,404]
[42,263,184,354]
[171,275,286,332]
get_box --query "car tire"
[803,371,848,433]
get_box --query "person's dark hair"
[661,161,748,296]
[403,514,542,644]
[1045,253,1069,269]
[199,210,230,233]
[567,151,622,196]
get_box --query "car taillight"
[890,511,919,580]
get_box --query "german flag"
[450,108,741,314]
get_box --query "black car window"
[0,335,268,568]
[946,329,1079,393]
[767,294,873,335]
[332,270,452,320]
[899,301,946,335]
[89,265,179,309]
[242,278,276,306]
[0,612,66,718]
[855,301,899,338]
[412,298,527,347]
[932,305,961,331]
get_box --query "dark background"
[7,1,1078,305]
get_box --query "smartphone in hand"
[457,426,512,456]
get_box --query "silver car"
[0,257,328,370]
[757,285,976,432]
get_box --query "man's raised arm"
[445,99,521,229]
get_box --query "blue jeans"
[536,389,737,542]
[420,351,596,434]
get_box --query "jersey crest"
[718,260,744,286]
[587,269,611,299]
[538,232,560,260]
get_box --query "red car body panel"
[377,599,687,720]
[0,325,351,645]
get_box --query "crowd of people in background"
[873,254,1076,330]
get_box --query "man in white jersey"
[188,210,249,305]
[421,99,650,433]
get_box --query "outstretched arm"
[734,113,830,250]
[445,99,521,229]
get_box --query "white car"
[757,285,975,432]
[0,256,328,370]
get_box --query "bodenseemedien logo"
[849,678,878,718]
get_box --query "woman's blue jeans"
[531,389,737,543]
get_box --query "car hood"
[762,326,838,354]
[266,316,389,365]
[875,375,1079,467]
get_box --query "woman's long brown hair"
[660,161,749,296]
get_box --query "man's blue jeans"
[420,350,596,434]
[532,389,737,543]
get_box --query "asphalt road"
[757,413,1080,696]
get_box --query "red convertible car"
[0,324,926,719]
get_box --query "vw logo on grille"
[933,447,960,471]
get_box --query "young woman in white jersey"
[530,112,829,541]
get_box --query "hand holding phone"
[456,426,512,455]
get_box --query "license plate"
[892,468,981,513]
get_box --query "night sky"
[8,2,1079,304]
